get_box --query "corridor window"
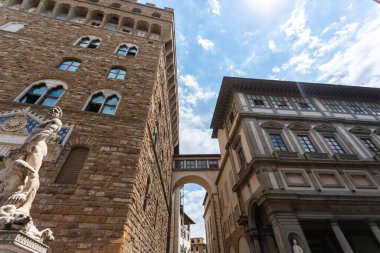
[297,135,316,153]
[209,160,218,168]
[360,138,380,153]
[174,160,184,169]
[197,160,207,169]
[269,134,287,151]
[324,136,345,154]
[108,68,126,80]
[57,59,81,72]
[186,160,195,169]
[269,96,293,110]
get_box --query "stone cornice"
[211,77,380,131]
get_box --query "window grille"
[269,134,287,151]
[246,95,270,109]
[322,99,347,113]
[269,96,293,109]
[362,102,380,116]
[361,138,380,153]
[297,135,316,153]
[291,97,316,111]
[344,101,368,115]
[197,160,207,169]
[55,147,89,184]
[324,136,345,154]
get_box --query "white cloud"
[268,40,277,52]
[196,35,215,51]
[208,0,221,16]
[288,51,315,74]
[317,13,380,86]
[183,187,207,238]
[178,74,219,154]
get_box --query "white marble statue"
[292,239,304,253]
[0,106,62,243]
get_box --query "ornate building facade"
[210,77,380,253]
[0,0,178,252]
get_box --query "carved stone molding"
[314,123,336,133]
[288,122,311,131]
[261,121,284,130]
[0,230,48,253]
[68,136,96,148]
[26,70,74,86]
[349,126,371,135]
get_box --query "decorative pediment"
[349,126,371,135]
[261,121,284,130]
[288,122,311,131]
[314,124,336,133]
[0,107,74,161]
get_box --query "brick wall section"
[0,5,175,253]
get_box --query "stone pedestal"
[0,230,48,253]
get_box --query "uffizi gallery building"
[0,0,380,253]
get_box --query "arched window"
[116,44,138,57]
[108,67,126,80]
[55,147,89,184]
[76,37,101,49]
[85,92,120,115]
[0,22,24,32]
[128,46,138,56]
[57,59,81,72]
[19,83,65,106]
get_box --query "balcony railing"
[304,152,332,160]
[334,153,359,161]
[273,151,301,159]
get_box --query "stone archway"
[171,170,224,253]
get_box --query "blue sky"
[139,0,380,239]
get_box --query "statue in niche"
[0,106,62,243]
[292,239,304,253]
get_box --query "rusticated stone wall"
[0,2,176,252]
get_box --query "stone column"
[368,221,380,244]
[269,215,312,253]
[35,0,45,14]
[66,6,76,21]
[249,229,262,253]
[330,221,353,253]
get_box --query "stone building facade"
[210,77,380,253]
[0,0,178,252]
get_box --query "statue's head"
[293,239,298,245]
[47,106,63,119]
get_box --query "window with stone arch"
[17,80,67,107]
[84,90,120,115]
[115,44,138,57]
[0,22,24,32]
[55,146,90,184]
[75,36,101,49]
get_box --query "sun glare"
[241,0,290,15]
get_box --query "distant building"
[174,187,195,253]
[210,77,380,253]
[191,237,207,253]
